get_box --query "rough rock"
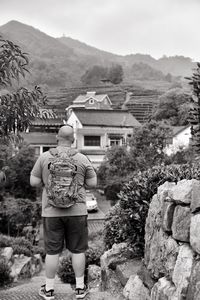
[100,243,133,293]
[170,179,195,204]
[137,262,157,290]
[1,247,13,262]
[190,179,200,213]
[162,236,179,279]
[123,275,150,300]
[11,256,32,281]
[100,243,134,271]
[145,194,163,268]
[186,259,200,300]
[157,181,176,198]
[150,277,177,300]
[145,228,169,279]
[162,201,176,233]
[172,205,191,242]
[31,254,43,275]
[190,213,200,254]
[172,244,194,299]
[116,259,142,286]
[88,264,101,290]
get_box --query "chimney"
[86,91,96,97]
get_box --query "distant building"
[67,108,140,168]
[165,125,191,155]
[22,92,141,167]
[67,91,112,112]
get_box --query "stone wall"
[141,179,200,299]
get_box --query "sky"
[0,0,200,61]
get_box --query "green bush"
[0,234,33,256]
[0,257,13,287]
[104,163,200,256]
[0,234,12,248]
[57,256,75,284]
[33,246,46,262]
[57,246,104,284]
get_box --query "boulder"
[162,201,176,233]
[123,275,150,300]
[190,179,200,213]
[150,277,177,300]
[145,228,169,279]
[190,213,200,254]
[31,254,43,275]
[137,262,157,290]
[116,259,142,286]
[1,247,13,262]
[88,264,101,290]
[145,194,163,267]
[172,205,191,242]
[170,179,195,204]
[186,259,200,300]
[172,244,194,299]
[100,243,133,292]
[162,236,179,280]
[11,256,32,281]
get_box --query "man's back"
[31,146,97,217]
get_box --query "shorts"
[43,216,88,255]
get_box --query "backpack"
[46,148,79,208]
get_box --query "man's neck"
[58,142,71,147]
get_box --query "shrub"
[0,234,33,257]
[33,246,46,262]
[57,246,104,284]
[104,163,200,256]
[57,256,75,284]
[0,257,13,287]
[0,234,12,248]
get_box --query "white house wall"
[165,126,191,155]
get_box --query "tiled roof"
[31,118,65,126]
[73,109,141,127]
[21,132,57,145]
[74,94,108,103]
[172,125,190,136]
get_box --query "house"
[22,109,65,155]
[66,108,141,168]
[70,91,112,110]
[22,92,141,167]
[165,125,191,155]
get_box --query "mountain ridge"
[0,20,196,89]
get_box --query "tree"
[108,64,123,84]
[81,65,108,85]
[97,121,172,200]
[129,120,172,170]
[0,36,45,184]
[81,64,123,85]
[0,37,46,141]
[151,88,191,126]
[187,62,200,157]
[4,145,37,200]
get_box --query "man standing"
[30,125,97,300]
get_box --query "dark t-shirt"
[31,146,96,217]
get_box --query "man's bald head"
[57,125,74,143]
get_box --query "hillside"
[0,20,196,89]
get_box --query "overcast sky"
[0,0,199,61]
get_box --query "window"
[89,99,94,104]
[43,146,50,152]
[34,147,40,156]
[110,138,121,147]
[84,136,101,146]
